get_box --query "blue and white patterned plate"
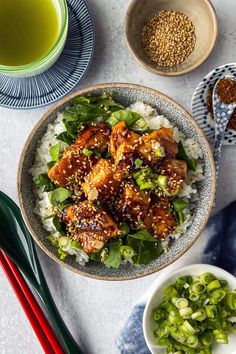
[191,63,236,145]
[0,0,94,109]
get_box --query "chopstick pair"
[0,249,65,354]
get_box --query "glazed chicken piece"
[63,201,119,253]
[113,125,178,180]
[73,123,110,153]
[158,158,187,196]
[139,128,178,166]
[82,159,120,204]
[116,183,150,225]
[48,149,97,188]
[48,124,110,188]
[144,198,177,240]
[113,141,140,180]
[110,121,139,158]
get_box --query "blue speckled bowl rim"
[17,83,216,281]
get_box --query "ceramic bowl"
[125,0,218,76]
[17,83,215,280]
[192,62,236,145]
[143,263,236,354]
[0,0,68,77]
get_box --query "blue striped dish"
[0,0,94,109]
[191,63,236,145]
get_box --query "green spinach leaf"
[104,239,122,269]
[127,236,163,266]
[49,187,73,206]
[129,229,157,242]
[56,131,74,145]
[33,174,57,192]
[177,141,197,172]
[52,215,66,236]
[107,110,143,127]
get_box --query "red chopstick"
[0,250,65,354]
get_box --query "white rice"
[31,101,204,262]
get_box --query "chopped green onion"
[155,146,165,157]
[139,180,156,190]
[132,116,148,131]
[180,320,196,336]
[106,116,119,126]
[120,246,135,259]
[226,292,236,310]
[199,273,215,284]
[199,348,212,354]
[179,307,193,319]
[82,148,93,157]
[59,237,70,251]
[47,235,59,247]
[191,309,206,321]
[157,175,168,189]
[164,286,179,298]
[58,248,67,261]
[153,272,236,353]
[169,311,182,326]
[187,335,198,348]
[153,308,166,322]
[191,282,206,294]
[189,293,199,301]
[205,305,218,318]
[213,330,228,344]
[100,248,109,262]
[201,331,213,346]
[207,279,221,292]
[134,158,143,169]
[210,289,226,304]
[175,298,188,309]
[170,331,186,343]
[175,276,193,290]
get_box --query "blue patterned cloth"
[116,202,236,354]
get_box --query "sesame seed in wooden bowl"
[125,0,218,76]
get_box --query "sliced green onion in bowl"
[200,272,215,284]
[191,282,206,294]
[175,298,188,309]
[207,279,221,292]
[189,293,200,301]
[187,334,199,348]
[191,309,206,321]
[179,307,193,319]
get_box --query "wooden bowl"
[125,0,218,76]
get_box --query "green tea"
[0,0,59,66]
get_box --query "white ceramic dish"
[143,264,236,354]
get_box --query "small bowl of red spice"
[192,63,236,145]
[125,0,218,76]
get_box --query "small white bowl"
[143,264,236,354]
